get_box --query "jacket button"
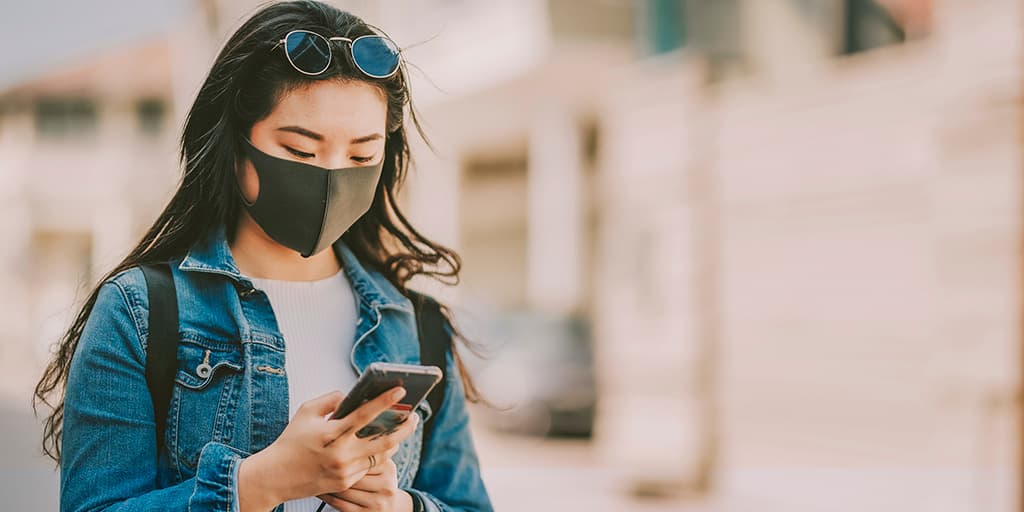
[196,350,212,378]
[196,363,212,378]
[240,287,257,298]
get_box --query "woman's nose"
[320,150,350,169]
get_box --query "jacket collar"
[178,223,244,281]
[334,237,413,312]
[178,223,413,312]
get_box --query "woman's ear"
[235,155,260,204]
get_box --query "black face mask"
[237,137,384,258]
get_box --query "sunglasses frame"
[276,29,402,78]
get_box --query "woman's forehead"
[266,80,387,140]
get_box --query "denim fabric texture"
[60,223,494,512]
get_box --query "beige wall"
[592,0,1022,510]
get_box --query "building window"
[136,98,166,137]
[34,98,97,139]
[842,0,907,54]
[645,0,686,55]
[548,0,636,43]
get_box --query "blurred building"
[0,37,180,395]
[358,0,1020,510]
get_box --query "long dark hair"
[34,0,481,464]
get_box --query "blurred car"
[460,309,596,438]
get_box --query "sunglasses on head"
[274,29,402,78]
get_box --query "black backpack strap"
[140,262,179,455]
[411,291,452,449]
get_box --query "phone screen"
[330,362,442,438]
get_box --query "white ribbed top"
[247,268,359,512]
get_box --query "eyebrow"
[277,125,383,144]
[350,132,384,144]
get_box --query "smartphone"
[330,362,443,438]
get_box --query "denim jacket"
[60,223,493,512]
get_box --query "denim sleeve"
[61,279,251,512]
[406,345,494,512]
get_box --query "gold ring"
[368,454,376,469]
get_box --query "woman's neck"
[229,212,342,281]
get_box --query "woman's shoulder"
[103,259,190,312]
[102,265,154,315]
[90,264,163,346]
[72,265,151,365]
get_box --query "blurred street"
[472,420,687,512]
[477,416,1014,512]
[1,399,60,510]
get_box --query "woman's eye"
[284,146,315,159]
[351,155,375,164]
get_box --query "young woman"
[33,2,493,511]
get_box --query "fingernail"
[391,387,406,399]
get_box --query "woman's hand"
[237,387,412,511]
[315,412,418,512]
[316,459,413,512]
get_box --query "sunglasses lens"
[351,36,400,77]
[285,31,331,74]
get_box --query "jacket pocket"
[174,341,244,389]
[168,335,244,478]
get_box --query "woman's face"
[237,79,388,203]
